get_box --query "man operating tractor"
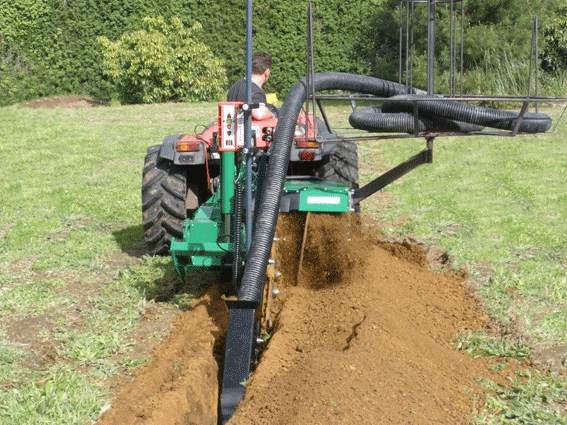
[227,51,277,120]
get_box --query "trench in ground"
[96,213,523,425]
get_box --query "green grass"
[359,109,567,346]
[474,370,567,425]
[0,98,566,424]
[0,101,215,424]
[0,364,107,425]
[358,104,567,423]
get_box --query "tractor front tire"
[142,145,188,255]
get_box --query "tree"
[540,6,567,72]
[98,16,227,104]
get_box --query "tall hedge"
[541,5,567,72]
[0,0,376,105]
[0,0,564,106]
[252,0,371,95]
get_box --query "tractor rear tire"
[142,145,189,255]
[316,141,359,187]
[316,141,359,211]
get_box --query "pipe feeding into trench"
[237,72,552,304]
[222,70,552,423]
[237,72,418,303]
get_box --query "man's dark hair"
[252,51,272,75]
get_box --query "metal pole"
[306,2,315,122]
[427,0,435,96]
[307,1,317,134]
[219,3,256,421]
[460,0,464,96]
[245,0,253,250]
[534,16,539,113]
[449,0,455,96]
[306,2,311,117]
[409,0,415,89]
[399,2,403,85]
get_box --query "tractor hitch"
[352,136,434,205]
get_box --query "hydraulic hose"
[238,72,553,303]
[238,72,417,302]
[231,179,244,294]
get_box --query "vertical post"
[427,0,436,96]
[449,0,455,96]
[409,0,415,89]
[306,1,317,135]
[527,16,539,113]
[219,3,258,422]
[306,2,311,116]
[399,2,403,85]
[245,0,253,250]
[460,0,464,95]
[533,16,539,113]
[221,152,236,215]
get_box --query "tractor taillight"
[176,140,201,152]
[296,139,319,148]
[300,151,315,161]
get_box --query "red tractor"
[141,104,358,255]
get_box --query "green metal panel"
[285,180,351,213]
[170,178,350,286]
[171,190,238,284]
[221,151,236,214]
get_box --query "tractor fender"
[157,134,207,166]
[157,135,183,161]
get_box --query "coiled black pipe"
[381,94,552,133]
[238,72,553,303]
[238,72,417,302]
[349,105,484,133]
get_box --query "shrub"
[98,16,227,104]
[0,39,37,106]
[541,6,567,73]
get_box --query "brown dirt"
[96,285,227,425]
[95,213,524,425]
[19,95,109,109]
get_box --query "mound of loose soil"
[96,213,520,425]
[96,285,227,425]
[19,96,109,109]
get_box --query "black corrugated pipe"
[238,72,416,302]
[349,106,484,133]
[381,94,552,133]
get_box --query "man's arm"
[251,103,276,120]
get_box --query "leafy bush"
[98,16,227,104]
[541,6,567,72]
[0,40,35,106]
